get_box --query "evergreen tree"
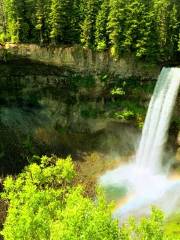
[70,0,82,43]
[2,0,31,42]
[23,0,37,42]
[60,0,76,43]
[49,0,80,44]
[135,0,159,60]
[95,0,110,51]
[0,0,6,42]
[3,0,19,42]
[153,0,170,60]
[167,3,179,59]
[108,0,126,57]
[121,0,146,53]
[153,0,179,61]
[49,0,61,43]
[0,0,178,61]
[35,0,50,43]
[80,0,101,48]
[16,0,30,42]
[123,0,158,60]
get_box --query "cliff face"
[0,44,179,173]
[0,44,161,78]
[0,44,178,129]
[0,56,157,130]
[0,44,162,130]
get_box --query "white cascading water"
[136,68,180,173]
[100,67,180,220]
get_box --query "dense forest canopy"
[0,0,179,62]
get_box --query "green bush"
[164,213,180,239]
[114,110,135,120]
[1,155,119,240]
[0,33,6,43]
[120,207,165,240]
[1,155,174,240]
[111,87,125,96]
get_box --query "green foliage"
[108,0,157,59]
[70,74,96,90]
[80,105,99,119]
[1,155,75,239]
[50,189,120,240]
[114,110,135,121]
[34,0,50,43]
[0,0,179,62]
[111,87,125,96]
[120,207,165,240]
[153,0,179,61]
[0,155,175,240]
[0,33,6,43]
[80,0,101,48]
[0,0,6,41]
[118,100,146,127]
[164,213,180,239]
[1,155,119,240]
[95,0,109,51]
[108,0,125,57]
[49,0,61,42]
[3,0,20,42]
[49,0,79,44]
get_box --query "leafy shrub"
[1,156,119,240]
[114,110,135,120]
[96,40,107,51]
[1,155,172,240]
[164,213,180,240]
[111,87,125,96]
[0,33,6,43]
[120,207,165,240]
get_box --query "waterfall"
[136,67,180,173]
[100,67,180,219]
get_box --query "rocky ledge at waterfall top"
[0,44,161,78]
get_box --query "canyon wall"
[0,44,179,173]
[0,44,161,78]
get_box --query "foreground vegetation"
[165,213,180,239]
[0,155,179,239]
[0,0,179,62]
